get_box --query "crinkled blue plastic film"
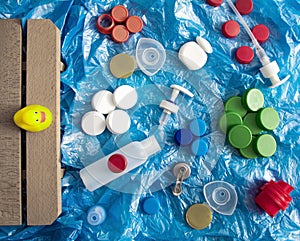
[0,0,299,240]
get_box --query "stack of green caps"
[219,88,280,159]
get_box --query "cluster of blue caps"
[174,118,209,156]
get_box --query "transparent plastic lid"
[203,181,238,216]
[136,38,166,76]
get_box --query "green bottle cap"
[219,112,243,133]
[240,137,258,159]
[228,125,252,148]
[242,88,264,111]
[254,134,277,157]
[225,96,247,117]
[243,112,263,135]
[256,107,280,130]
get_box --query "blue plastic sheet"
[1,0,300,240]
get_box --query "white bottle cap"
[91,90,116,114]
[81,111,106,136]
[113,85,138,110]
[178,41,208,70]
[196,36,213,54]
[106,109,131,134]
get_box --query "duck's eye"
[34,112,38,114]
[36,119,39,122]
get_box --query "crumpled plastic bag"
[0,0,299,240]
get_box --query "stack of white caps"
[81,85,138,136]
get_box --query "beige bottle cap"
[109,53,135,78]
[186,204,212,230]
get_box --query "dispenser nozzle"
[158,85,194,127]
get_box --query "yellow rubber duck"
[13,105,53,132]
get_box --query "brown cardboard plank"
[0,19,23,225]
[26,19,61,225]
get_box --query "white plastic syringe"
[227,0,290,88]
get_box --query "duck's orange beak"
[40,111,46,123]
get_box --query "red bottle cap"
[126,16,143,33]
[235,46,254,64]
[206,0,223,7]
[235,0,253,15]
[255,180,293,217]
[111,5,129,23]
[222,20,240,38]
[108,154,127,173]
[252,24,270,43]
[97,14,115,34]
[111,25,129,43]
[277,180,294,194]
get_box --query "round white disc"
[196,36,213,54]
[91,90,116,114]
[81,111,106,136]
[106,110,131,134]
[113,85,138,110]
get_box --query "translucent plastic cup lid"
[203,181,238,215]
[136,38,166,76]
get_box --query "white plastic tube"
[80,135,161,191]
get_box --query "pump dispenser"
[227,0,290,88]
[159,84,194,127]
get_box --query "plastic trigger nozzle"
[226,0,290,88]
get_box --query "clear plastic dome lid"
[136,38,166,76]
[203,181,238,215]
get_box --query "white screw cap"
[196,37,213,54]
[81,111,106,136]
[91,90,116,114]
[106,110,131,134]
[113,85,138,110]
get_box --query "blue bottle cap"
[174,128,193,146]
[142,197,160,215]
[87,205,106,226]
[191,138,209,156]
[189,118,207,137]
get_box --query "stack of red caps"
[97,5,143,43]
[255,180,294,217]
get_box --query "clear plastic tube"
[226,0,290,87]
[226,0,270,65]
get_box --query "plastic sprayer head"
[259,61,291,88]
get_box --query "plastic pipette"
[227,0,290,88]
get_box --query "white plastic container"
[178,37,212,70]
[80,135,161,191]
